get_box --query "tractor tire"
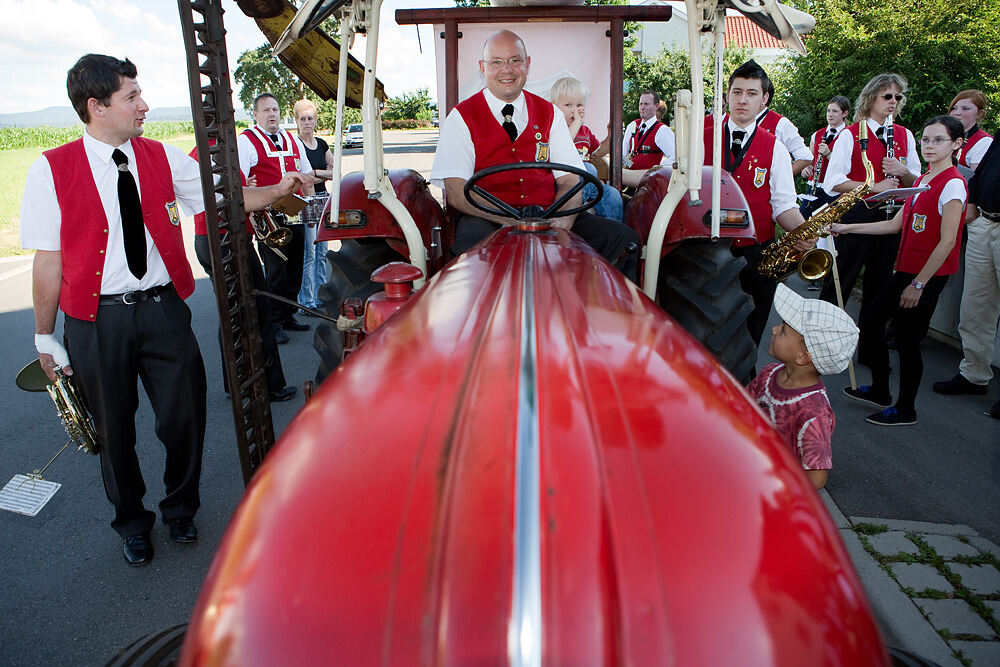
[313,240,402,384]
[106,623,187,667]
[657,239,757,385]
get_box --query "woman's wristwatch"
[911,280,925,290]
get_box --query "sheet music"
[0,474,61,517]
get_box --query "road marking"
[0,262,32,283]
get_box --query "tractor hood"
[181,228,887,665]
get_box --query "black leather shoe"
[269,386,297,402]
[167,518,198,543]
[274,326,289,344]
[987,400,1000,420]
[933,374,988,395]
[282,316,311,332]
[123,533,154,566]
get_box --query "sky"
[0,0,450,115]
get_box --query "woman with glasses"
[818,73,922,367]
[932,92,998,403]
[833,116,968,425]
[293,98,333,313]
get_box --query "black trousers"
[820,203,900,362]
[731,241,778,348]
[451,212,639,282]
[194,235,287,393]
[864,271,948,414]
[258,223,305,324]
[64,287,207,538]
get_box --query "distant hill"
[0,106,252,128]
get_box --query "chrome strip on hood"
[507,238,542,667]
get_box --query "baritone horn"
[16,359,99,455]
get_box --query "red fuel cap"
[371,262,424,300]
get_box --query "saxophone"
[759,123,876,282]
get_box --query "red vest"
[456,91,556,208]
[190,143,253,236]
[627,118,664,169]
[845,121,910,183]
[242,127,304,187]
[704,125,777,245]
[959,127,991,168]
[896,166,967,275]
[45,137,195,321]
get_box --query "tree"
[383,88,436,121]
[771,0,1000,136]
[623,46,751,124]
[234,45,305,114]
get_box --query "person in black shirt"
[293,99,334,312]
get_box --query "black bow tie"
[731,129,746,148]
[269,133,280,146]
[876,126,885,139]
[824,128,837,143]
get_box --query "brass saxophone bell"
[797,248,834,281]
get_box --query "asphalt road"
[0,128,996,665]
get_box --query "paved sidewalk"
[820,492,1000,666]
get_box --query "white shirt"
[621,117,676,165]
[966,135,993,167]
[913,177,967,214]
[430,89,584,188]
[822,118,921,196]
[726,119,799,218]
[20,130,206,294]
[757,108,813,163]
[237,127,314,179]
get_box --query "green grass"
[0,132,196,258]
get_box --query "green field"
[1,126,196,258]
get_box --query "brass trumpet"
[16,359,99,455]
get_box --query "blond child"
[549,76,623,221]
[746,284,859,489]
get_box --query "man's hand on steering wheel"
[463,162,602,224]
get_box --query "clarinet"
[809,129,836,197]
[881,114,898,217]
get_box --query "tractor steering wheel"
[463,161,603,220]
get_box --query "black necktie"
[731,130,746,162]
[824,128,836,145]
[501,104,517,142]
[876,126,885,142]
[269,133,281,147]
[111,149,146,279]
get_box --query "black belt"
[99,283,174,306]
[980,209,1000,223]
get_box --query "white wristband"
[34,333,71,369]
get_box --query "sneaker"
[866,406,917,426]
[932,374,988,395]
[843,385,892,408]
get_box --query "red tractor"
[135,0,920,664]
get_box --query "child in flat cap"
[747,284,860,489]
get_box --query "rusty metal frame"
[178,0,275,484]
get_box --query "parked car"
[342,123,363,148]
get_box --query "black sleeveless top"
[302,136,330,194]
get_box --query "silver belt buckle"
[121,291,138,305]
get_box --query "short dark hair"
[640,90,660,105]
[829,95,851,114]
[728,60,772,105]
[253,92,278,111]
[67,54,137,123]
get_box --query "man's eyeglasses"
[482,57,526,69]
[919,137,954,146]
[881,93,904,101]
